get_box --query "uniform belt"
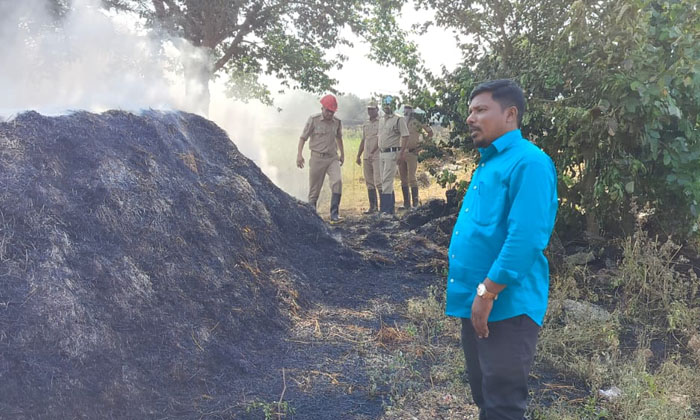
[311,151,337,158]
[381,147,401,153]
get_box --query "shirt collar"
[478,129,522,157]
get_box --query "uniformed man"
[355,100,381,214]
[296,94,345,222]
[377,95,409,214]
[399,104,433,209]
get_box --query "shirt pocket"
[473,179,507,226]
[313,123,331,137]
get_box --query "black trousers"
[461,315,540,420]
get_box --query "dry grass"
[375,323,413,348]
[179,151,199,173]
[259,125,471,219]
[317,157,453,219]
[278,218,700,419]
[531,220,700,419]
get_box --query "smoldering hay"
[0,110,358,417]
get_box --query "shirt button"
[451,254,455,259]
[450,278,454,283]
[455,231,459,235]
[465,208,469,213]
[481,163,485,167]
[473,186,477,190]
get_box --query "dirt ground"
[0,110,470,419]
[232,205,476,419]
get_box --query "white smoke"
[0,0,332,200]
[0,0,184,115]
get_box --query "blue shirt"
[445,129,558,326]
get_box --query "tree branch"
[213,2,265,72]
[151,0,166,18]
[491,1,513,61]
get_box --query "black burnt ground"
[2,111,610,418]
[0,110,379,418]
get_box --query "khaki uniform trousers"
[379,151,399,194]
[398,151,418,188]
[309,151,342,206]
[363,157,381,191]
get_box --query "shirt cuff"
[487,263,521,286]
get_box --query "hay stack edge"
[0,110,353,417]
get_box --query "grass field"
[258,125,453,219]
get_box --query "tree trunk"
[581,145,601,238]
[183,47,214,116]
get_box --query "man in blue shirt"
[445,80,558,419]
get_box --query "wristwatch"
[476,283,498,300]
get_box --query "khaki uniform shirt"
[406,117,429,150]
[300,113,342,155]
[378,114,409,149]
[362,119,380,159]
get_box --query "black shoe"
[363,188,378,214]
[399,185,410,210]
[411,186,419,207]
[380,193,395,214]
[330,193,342,223]
[379,193,391,214]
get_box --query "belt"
[408,148,417,153]
[311,151,337,158]
[381,147,401,153]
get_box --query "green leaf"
[625,181,635,193]
[668,104,682,118]
[617,4,631,22]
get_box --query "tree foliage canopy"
[411,0,699,239]
[101,0,414,107]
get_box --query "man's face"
[404,107,413,118]
[368,107,378,119]
[382,105,393,115]
[466,92,515,148]
[321,107,335,120]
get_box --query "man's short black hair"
[469,79,526,127]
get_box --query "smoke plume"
[0,0,183,115]
[0,0,297,194]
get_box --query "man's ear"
[506,106,518,125]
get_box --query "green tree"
[100,0,412,114]
[411,0,699,239]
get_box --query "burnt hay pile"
[0,110,353,418]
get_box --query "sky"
[332,3,462,97]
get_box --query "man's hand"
[471,296,494,339]
[397,151,406,163]
[356,155,361,166]
[296,154,305,169]
[339,154,345,166]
